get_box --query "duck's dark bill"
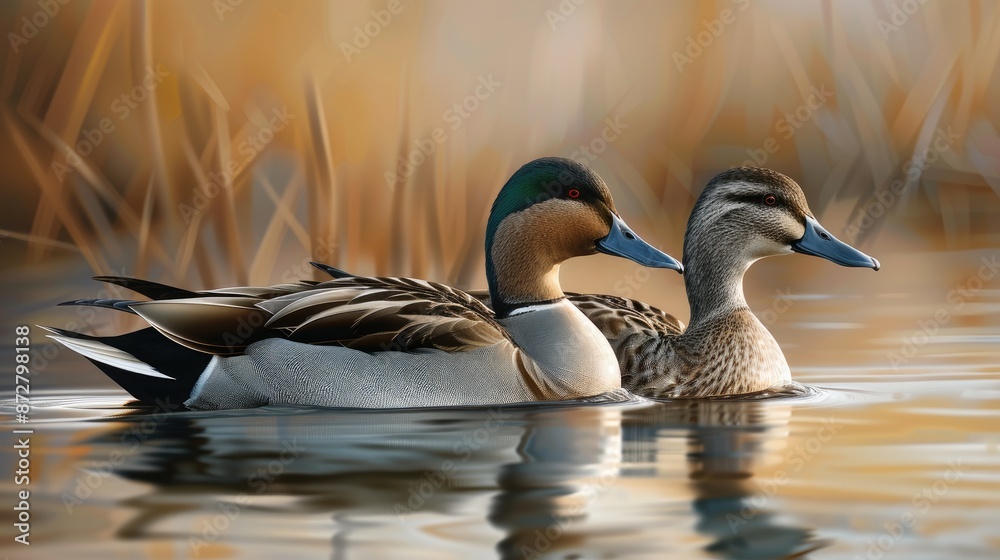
[792,216,881,270]
[596,214,684,272]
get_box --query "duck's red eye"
[763,195,777,206]
[568,189,580,199]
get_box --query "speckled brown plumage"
[588,301,789,398]
[604,167,806,397]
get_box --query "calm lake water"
[2,248,999,559]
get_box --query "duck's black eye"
[568,188,581,199]
[763,194,777,206]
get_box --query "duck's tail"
[309,261,353,279]
[51,270,354,406]
[43,326,211,408]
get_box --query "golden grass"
[1,0,998,295]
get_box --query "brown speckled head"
[577,166,878,399]
[684,166,879,322]
[687,167,813,258]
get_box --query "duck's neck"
[486,235,564,319]
[486,250,566,319]
[484,211,619,396]
[683,244,754,327]
[672,238,791,396]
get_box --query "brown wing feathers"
[69,275,507,356]
[72,272,679,362]
[130,296,275,355]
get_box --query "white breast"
[500,299,622,397]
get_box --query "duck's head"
[486,157,682,317]
[685,167,880,272]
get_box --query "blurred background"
[1,0,998,386]
[3,3,1000,559]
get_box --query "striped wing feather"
[130,296,274,355]
[566,293,683,339]
[278,277,508,351]
[124,277,507,355]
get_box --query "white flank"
[187,356,218,401]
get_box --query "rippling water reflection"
[2,251,999,559]
[4,379,995,559]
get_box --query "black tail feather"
[94,276,200,300]
[309,262,354,279]
[58,298,142,314]
[46,327,211,407]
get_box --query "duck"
[570,167,880,397]
[529,168,881,397]
[315,167,880,398]
[47,157,683,410]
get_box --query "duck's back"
[53,276,630,409]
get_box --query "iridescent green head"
[484,157,682,318]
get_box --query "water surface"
[2,250,999,559]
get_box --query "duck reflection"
[85,393,822,558]
[488,405,623,559]
[89,402,623,557]
[623,396,826,559]
[97,406,520,525]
